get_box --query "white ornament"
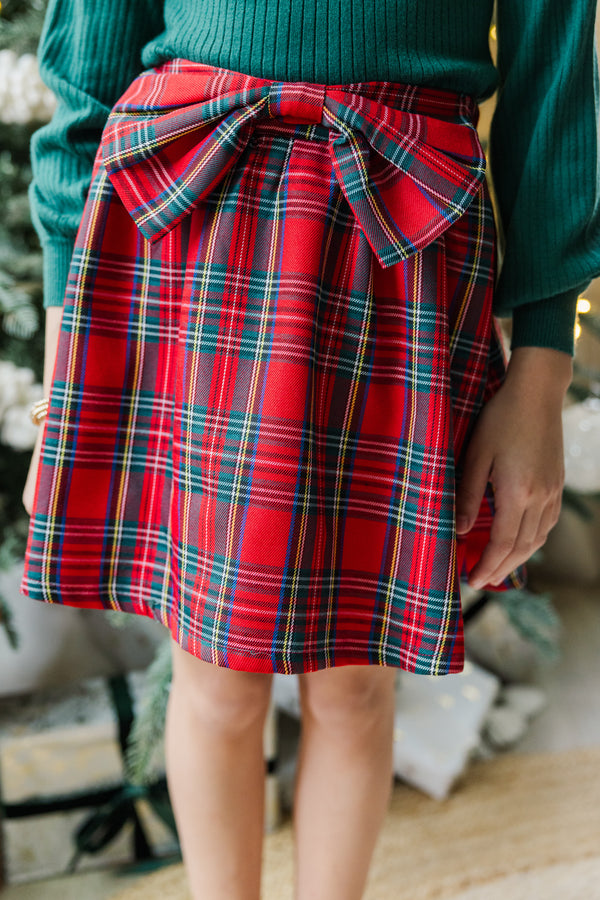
[0,50,56,124]
[483,705,528,749]
[1,403,39,451]
[562,398,600,493]
[498,684,547,719]
[0,360,44,451]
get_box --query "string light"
[575,321,582,341]
[489,24,497,42]
[577,297,591,314]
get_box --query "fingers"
[455,434,493,535]
[467,492,524,588]
[468,487,562,589]
[455,366,567,589]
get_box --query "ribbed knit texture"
[27,0,600,354]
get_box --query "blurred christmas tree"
[0,0,53,645]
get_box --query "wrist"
[504,346,573,405]
[506,346,573,383]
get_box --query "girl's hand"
[455,345,573,589]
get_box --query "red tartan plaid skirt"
[21,59,526,675]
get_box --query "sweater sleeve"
[489,0,600,356]
[29,0,165,309]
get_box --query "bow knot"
[267,80,325,123]
[101,68,486,268]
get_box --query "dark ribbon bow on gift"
[68,675,177,870]
[70,777,176,869]
[0,675,178,872]
[101,73,487,266]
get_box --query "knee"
[298,665,397,730]
[170,639,273,734]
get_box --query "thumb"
[455,439,493,534]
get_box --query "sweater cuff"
[42,239,75,308]
[509,288,582,357]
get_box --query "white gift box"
[0,674,178,885]
[391,658,500,800]
[272,654,500,802]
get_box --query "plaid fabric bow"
[101,71,487,268]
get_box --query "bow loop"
[102,85,271,243]
[322,90,487,266]
[101,70,486,267]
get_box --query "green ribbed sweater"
[28,0,600,355]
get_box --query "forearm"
[31,0,165,310]
[490,0,600,348]
[43,305,63,396]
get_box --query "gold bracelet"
[29,397,49,426]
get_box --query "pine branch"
[124,641,173,786]
[492,588,562,662]
[105,610,138,629]
[0,0,48,55]
[0,280,40,338]
[0,590,19,649]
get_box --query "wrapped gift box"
[0,674,179,885]
[391,658,500,799]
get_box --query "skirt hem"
[19,580,465,677]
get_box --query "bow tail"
[328,131,418,268]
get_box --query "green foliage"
[0,0,47,372]
[124,641,173,786]
[0,122,44,377]
[0,592,19,648]
[0,0,48,55]
[493,588,562,663]
[0,0,47,648]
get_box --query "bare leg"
[164,638,274,900]
[293,664,397,900]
